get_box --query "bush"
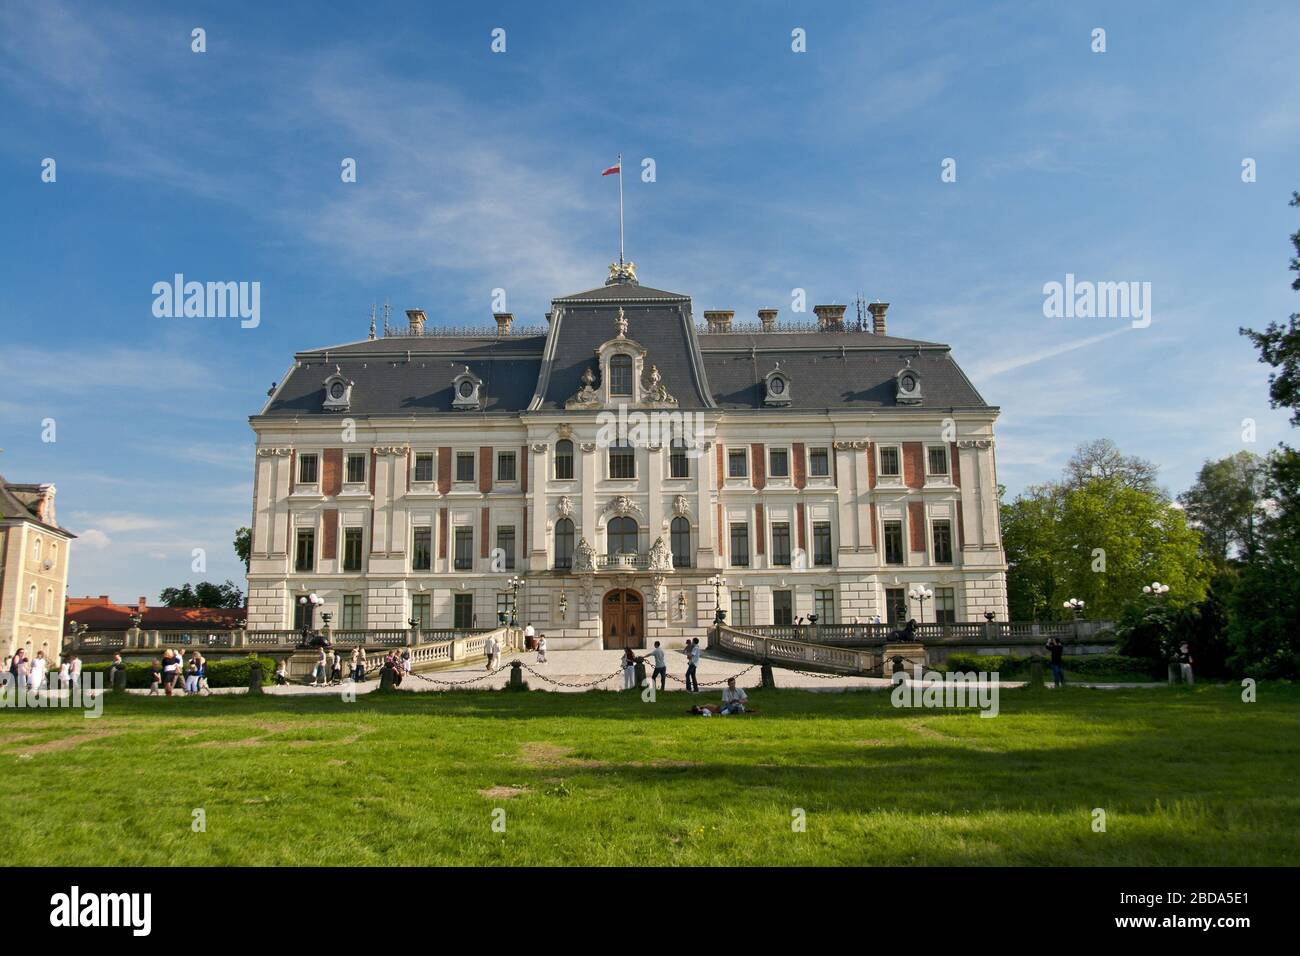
[941,652,1163,679]
[83,655,281,689]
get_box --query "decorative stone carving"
[649,574,668,613]
[648,535,673,572]
[672,494,691,517]
[573,537,596,573]
[566,367,600,409]
[833,440,870,450]
[579,441,597,452]
[556,495,575,518]
[957,439,995,449]
[614,307,628,338]
[257,447,293,457]
[642,364,677,405]
[373,445,411,455]
[530,442,547,454]
[603,495,645,521]
[607,261,638,285]
[556,423,574,439]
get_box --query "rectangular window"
[554,443,574,480]
[455,452,475,483]
[496,451,516,482]
[928,445,949,477]
[730,590,751,627]
[343,527,364,571]
[454,527,473,570]
[411,593,431,630]
[933,519,953,564]
[412,526,432,571]
[342,594,363,630]
[773,590,793,626]
[935,587,956,625]
[609,356,633,396]
[883,520,904,565]
[608,445,635,480]
[813,521,832,566]
[294,528,315,571]
[346,453,366,484]
[769,448,789,478]
[814,589,836,625]
[879,446,901,478]
[669,442,689,479]
[809,447,830,477]
[885,587,907,627]
[453,592,474,629]
[496,526,516,570]
[771,521,791,566]
[414,452,434,483]
[727,448,748,478]
[729,522,750,567]
[298,454,319,485]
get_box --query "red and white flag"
[602,162,621,176]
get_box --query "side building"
[246,265,1006,649]
[0,477,74,662]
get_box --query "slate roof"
[0,475,74,536]
[255,276,993,419]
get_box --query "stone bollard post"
[1168,662,1180,684]
[760,663,776,689]
[1028,655,1044,689]
[508,660,527,691]
[634,660,647,688]
[112,665,127,694]
[379,662,397,692]
[248,659,263,695]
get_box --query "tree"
[234,526,252,573]
[1177,451,1267,566]
[159,580,245,609]
[1001,470,1210,621]
[1239,191,1300,426]
[1063,438,1163,497]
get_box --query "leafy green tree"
[234,526,252,573]
[159,580,245,609]
[1063,438,1163,497]
[1177,452,1267,566]
[1239,191,1300,425]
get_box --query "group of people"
[621,638,703,692]
[299,647,408,686]
[145,649,209,696]
[1043,636,1195,688]
[3,648,71,693]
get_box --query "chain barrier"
[665,664,758,687]
[517,662,625,689]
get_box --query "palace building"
[246,263,1006,649]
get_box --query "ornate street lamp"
[1063,597,1085,641]
[1142,581,1170,597]
[558,591,568,622]
[508,575,524,626]
[908,586,933,623]
[708,574,727,625]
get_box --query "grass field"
[2,683,1297,866]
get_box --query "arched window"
[671,516,691,568]
[50,542,58,566]
[26,585,37,613]
[554,518,574,570]
[31,536,42,563]
[554,439,574,480]
[607,516,638,555]
[609,354,633,397]
[45,588,54,615]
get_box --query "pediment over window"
[451,366,483,410]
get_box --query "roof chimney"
[137,596,148,612]
[758,309,778,332]
[494,312,514,337]
[868,302,890,335]
[405,309,427,335]
[703,310,734,333]
[813,304,847,331]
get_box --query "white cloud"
[77,529,111,550]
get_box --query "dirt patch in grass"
[517,741,607,769]
[853,739,887,747]
[479,785,530,799]
[14,730,118,756]
[196,737,266,749]
[0,733,39,748]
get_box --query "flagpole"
[617,152,624,266]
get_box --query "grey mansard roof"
[254,276,992,420]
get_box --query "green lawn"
[2,683,1297,865]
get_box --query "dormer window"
[895,364,923,405]
[322,368,353,412]
[452,366,483,411]
[609,354,633,396]
[763,367,792,406]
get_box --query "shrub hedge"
[82,654,282,689]
[942,652,1164,679]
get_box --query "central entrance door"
[602,589,644,649]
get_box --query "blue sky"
[1,0,1297,602]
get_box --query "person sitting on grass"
[720,677,747,715]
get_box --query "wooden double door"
[602,589,644,649]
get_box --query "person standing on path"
[685,638,701,693]
[535,635,548,664]
[524,622,537,650]
[1045,636,1065,688]
[29,651,47,696]
[622,647,637,690]
[648,641,667,691]
[485,634,500,671]
[1177,643,1194,685]
[68,654,82,691]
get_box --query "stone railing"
[65,626,500,656]
[714,625,877,676]
[596,553,649,570]
[739,620,1113,645]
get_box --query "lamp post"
[708,574,727,625]
[1063,597,1084,642]
[558,590,568,622]
[908,586,933,624]
[508,575,524,627]
[297,592,322,646]
[1142,581,1170,597]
